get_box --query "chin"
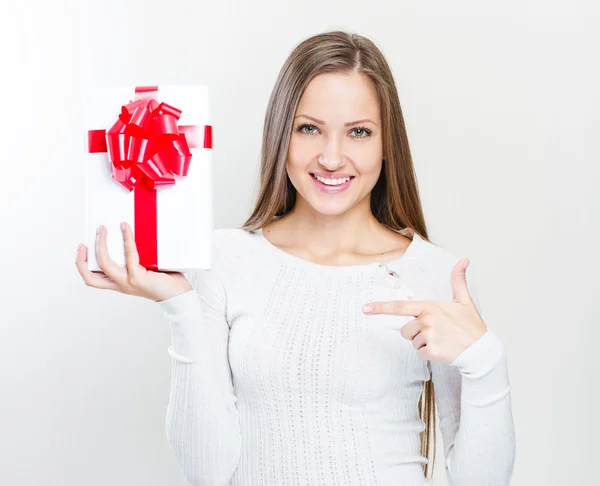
[306,198,355,217]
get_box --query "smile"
[310,173,355,194]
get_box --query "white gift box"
[84,85,213,272]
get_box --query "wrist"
[155,282,193,303]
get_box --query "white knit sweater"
[159,227,516,486]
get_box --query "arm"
[428,273,516,486]
[159,269,241,486]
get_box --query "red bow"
[105,98,193,191]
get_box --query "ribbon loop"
[100,97,193,192]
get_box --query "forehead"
[297,71,380,121]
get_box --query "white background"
[1,1,598,485]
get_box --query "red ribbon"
[87,86,213,270]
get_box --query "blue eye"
[294,123,373,139]
[296,123,319,135]
[351,126,372,138]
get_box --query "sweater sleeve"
[158,269,241,486]
[428,272,516,486]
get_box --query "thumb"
[451,258,472,304]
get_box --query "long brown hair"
[240,30,437,479]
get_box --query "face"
[286,71,383,217]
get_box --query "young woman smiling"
[76,30,516,486]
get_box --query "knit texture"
[159,227,516,486]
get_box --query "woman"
[76,31,515,486]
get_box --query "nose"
[317,138,345,170]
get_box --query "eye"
[295,123,373,139]
[350,126,372,139]
[296,123,320,135]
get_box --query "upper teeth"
[315,175,351,185]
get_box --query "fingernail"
[97,225,103,235]
[463,259,469,271]
[120,222,125,232]
[362,304,373,313]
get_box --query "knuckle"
[126,272,143,289]
[97,258,113,272]
[120,285,133,295]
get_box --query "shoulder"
[184,228,262,291]
[405,230,478,296]
[418,237,463,274]
[413,234,482,310]
[399,227,463,274]
[210,227,263,274]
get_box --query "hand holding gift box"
[76,222,193,302]
[84,85,213,273]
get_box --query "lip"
[310,173,354,194]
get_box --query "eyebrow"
[294,114,378,127]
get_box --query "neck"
[273,202,384,255]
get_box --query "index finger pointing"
[362,300,427,316]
